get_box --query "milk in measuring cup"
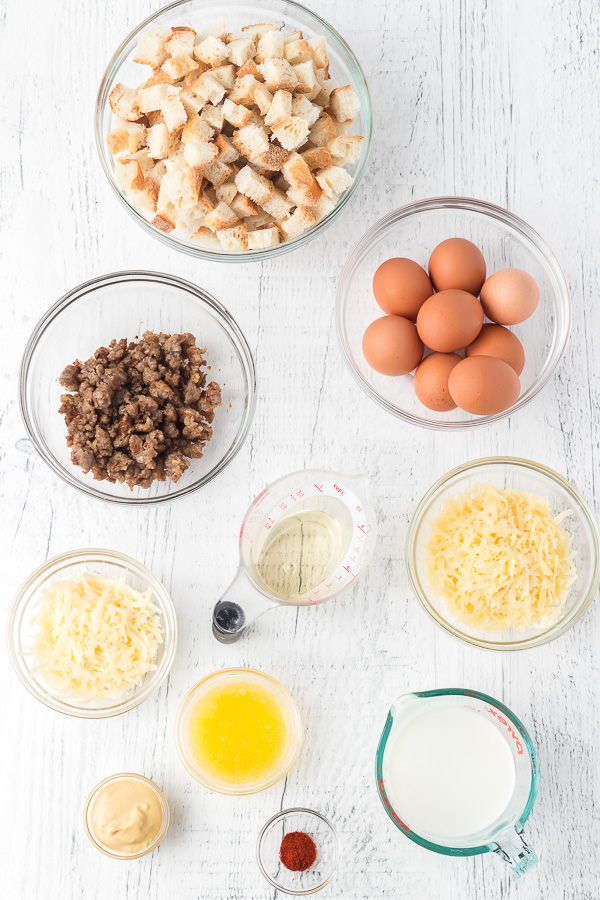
[383,707,515,838]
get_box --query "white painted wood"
[1,0,599,897]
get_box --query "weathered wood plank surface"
[1,0,599,897]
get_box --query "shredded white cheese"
[29,572,163,699]
[425,483,577,631]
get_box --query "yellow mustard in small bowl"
[84,773,169,859]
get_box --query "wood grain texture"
[1,0,599,897]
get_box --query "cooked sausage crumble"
[59,331,221,489]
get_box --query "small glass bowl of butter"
[84,773,170,860]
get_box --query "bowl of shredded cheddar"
[407,457,600,650]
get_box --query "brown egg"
[448,356,521,415]
[466,324,525,375]
[373,257,433,320]
[428,238,487,294]
[362,315,424,375]
[480,268,539,325]
[416,290,484,352]
[414,352,462,411]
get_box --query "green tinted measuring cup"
[376,689,539,878]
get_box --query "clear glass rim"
[84,772,170,859]
[94,0,373,263]
[256,806,340,894]
[406,456,600,650]
[6,548,178,718]
[336,196,572,431]
[375,688,539,857]
[18,269,257,505]
[175,667,302,794]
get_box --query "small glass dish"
[407,457,600,650]
[175,667,302,794]
[7,548,177,717]
[19,270,256,504]
[337,197,571,430]
[84,773,170,859]
[95,0,372,262]
[256,808,340,895]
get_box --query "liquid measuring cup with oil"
[212,470,377,642]
[376,689,539,878]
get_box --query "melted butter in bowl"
[85,774,169,859]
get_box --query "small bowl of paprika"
[256,807,340,895]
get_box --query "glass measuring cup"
[376,689,539,878]
[212,470,377,642]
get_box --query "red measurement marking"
[356,504,363,512]
[279,502,288,510]
[333,483,344,495]
[314,483,324,492]
[350,555,357,563]
[343,565,351,573]
[326,583,332,589]
[336,574,343,581]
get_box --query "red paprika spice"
[279,831,318,872]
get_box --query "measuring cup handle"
[494,827,538,878]
[212,569,278,643]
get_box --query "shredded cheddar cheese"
[30,573,163,699]
[425,483,576,631]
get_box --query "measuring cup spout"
[212,569,278,643]
[494,827,538,878]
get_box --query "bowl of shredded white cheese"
[7,548,177,717]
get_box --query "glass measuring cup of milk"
[376,689,539,878]
[212,470,376,642]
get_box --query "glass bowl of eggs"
[336,197,571,430]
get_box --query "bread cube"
[190,225,221,248]
[264,89,292,127]
[210,64,236,90]
[201,104,225,131]
[183,140,219,169]
[215,133,239,164]
[284,39,311,64]
[291,95,321,126]
[228,37,256,66]
[253,83,273,116]
[280,205,317,239]
[259,58,299,92]
[215,182,238,206]
[309,35,328,70]
[231,193,259,218]
[242,23,278,40]
[205,201,239,232]
[260,187,293,220]
[106,122,146,155]
[162,55,198,80]
[237,58,263,79]
[203,159,232,186]
[228,74,261,107]
[312,193,335,221]
[193,72,226,105]
[270,116,310,151]
[248,226,280,249]
[134,28,170,67]
[114,158,145,191]
[147,122,173,158]
[329,85,360,122]
[194,35,229,66]
[292,61,317,94]
[179,87,205,116]
[235,165,274,204]
[286,178,321,206]
[152,211,176,233]
[327,134,364,165]
[232,123,269,159]
[181,115,214,143]
[315,164,353,196]
[252,145,289,171]
[222,98,253,128]
[281,152,312,190]
[301,146,332,169]
[165,27,196,58]
[308,112,337,147]
[257,29,284,60]
[125,186,157,215]
[109,83,141,122]
[218,222,249,251]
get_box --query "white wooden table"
[2,0,599,897]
